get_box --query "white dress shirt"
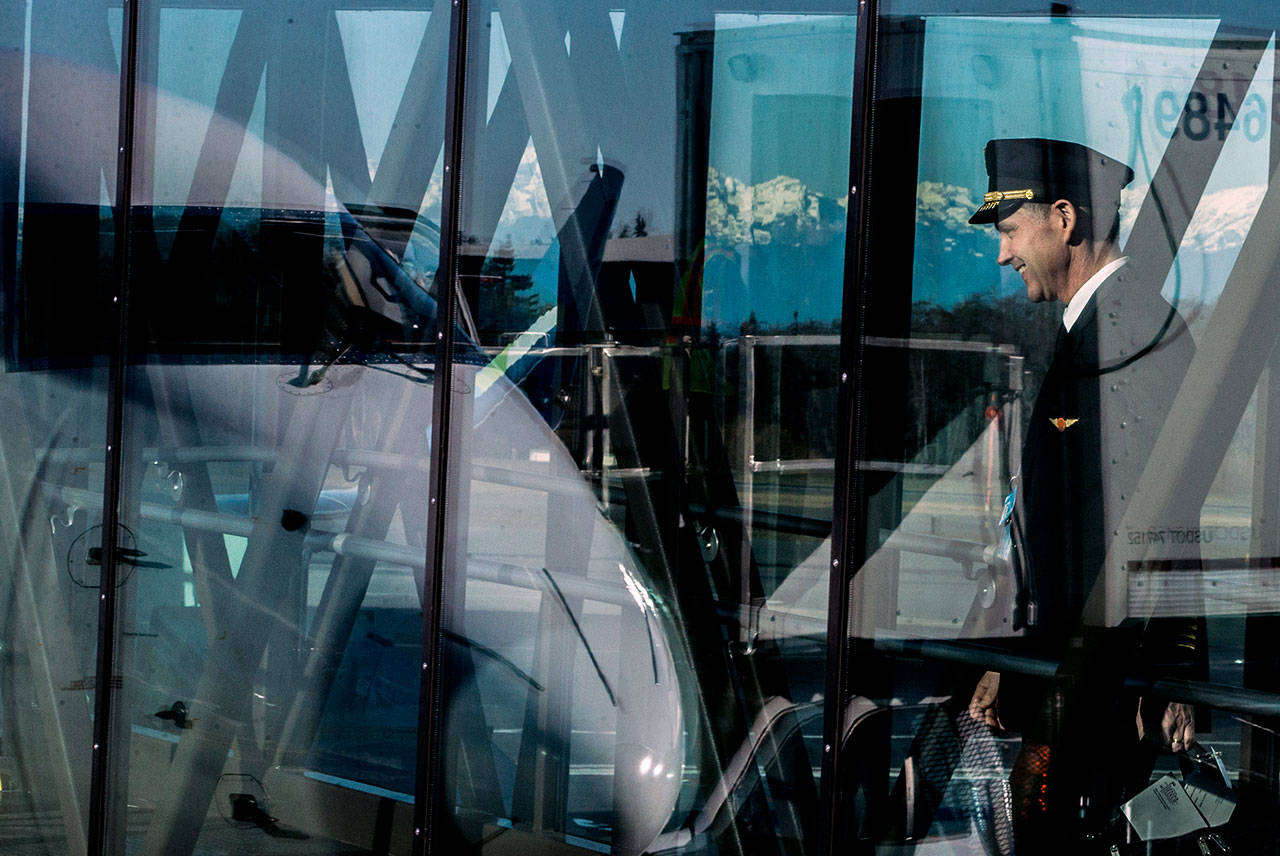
[1062,256,1127,332]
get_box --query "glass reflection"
[0,2,121,852]
[842,10,1280,854]
[75,3,450,853]
[442,4,854,854]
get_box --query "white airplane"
[0,48,686,856]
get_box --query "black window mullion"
[820,0,879,852]
[88,0,143,851]
[413,0,470,853]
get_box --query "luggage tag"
[994,478,1017,566]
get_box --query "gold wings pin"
[1050,417,1079,432]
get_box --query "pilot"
[965,138,1202,849]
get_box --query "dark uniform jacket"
[1016,260,1198,651]
[1003,260,1206,843]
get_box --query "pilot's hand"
[969,670,1003,729]
[1137,698,1195,751]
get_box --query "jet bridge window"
[0,4,119,853]
[435,4,856,854]
[77,4,452,853]
[835,10,1280,852]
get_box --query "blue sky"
[99,9,1273,328]
[914,16,1272,312]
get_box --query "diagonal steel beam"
[138,371,358,856]
[179,7,270,203]
[265,5,329,198]
[146,367,237,649]
[321,11,373,205]
[270,376,432,769]
[0,382,94,856]
[458,59,530,251]
[1123,25,1270,293]
[369,0,452,214]
[492,0,591,235]
[1095,79,1280,627]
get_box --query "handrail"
[42,484,636,609]
[870,637,1280,719]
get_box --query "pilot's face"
[995,204,1069,304]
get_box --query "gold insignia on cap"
[1050,417,1079,432]
[983,189,1037,203]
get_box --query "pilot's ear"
[1052,199,1076,240]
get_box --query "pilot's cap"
[969,138,1134,225]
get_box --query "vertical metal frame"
[414,0,469,853]
[88,0,142,850]
[1239,35,1280,790]
[819,0,879,852]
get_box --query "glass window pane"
[439,3,855,853]
[843,8,1280,852]
[0,1,119,851]
[99,3,448,852]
